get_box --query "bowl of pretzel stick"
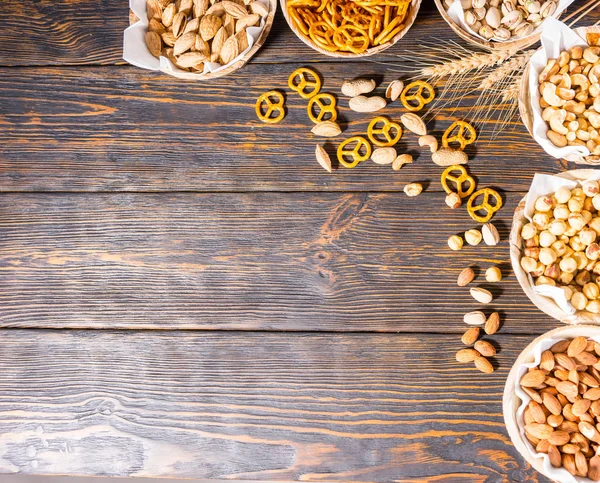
[281,0,422,57]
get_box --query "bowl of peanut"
[510,170,600,324]
[519,24,600,164]
[504,325,600,482]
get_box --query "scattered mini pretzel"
[367,116,402,147]
[337,136,372,168]
[288,67,322,99]
[255,90,285,124]
[400,80,435,112]
[308,93,337,124]
[441,165,475,199]
[442,121,477,150]
[467,188,503,223]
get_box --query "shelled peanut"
[520,183,600,313]
[519,337,600,480]
[539,45,600,154]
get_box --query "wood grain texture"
[0,190,559,332]
[0,63,572,193]
[0,329,550,481]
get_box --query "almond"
[162,2,177,26]
[235,13,260,32]
[456,348,480,363]
[311,121,341,137]
[576,351,598,365]
[521,369,547,388]
[474,340,496,357]
[547,414,563,427]
[575,451,588,477]
[148,18,167,34]
[371,147,397,165]
[584,387,600,400]
[461,327,480,346]
[542,392,563,415]
[548,430,570,446]
[219,34,239,64]
[172,11,187,37]
[589,455,600,480]
[580,421,600,443]
[249,1,269,16]
[457,267,475,287]
[386,79,404,101]
[556,380,579,399]
[194,0,209,17]
[206,2,226,15]
[555,353,577,371]
[400,113,427,136]
[211,27,228,57]
[484,312,500,335]
[234,29,248,52]
[568,336,588,357]
[548,444,562,467]
[464,311,486,326]
[145,31,163,57]
[184,16,200,34]
[523,386,543,404]
[161,31,177,47]
[175,51,207,68]
[572,398,591,417]
[525,423,554,440]
[540,350,555,372]
[528,400,547,424]
[581,372,599,387]
[174,31,196,55]
[315,145,331,173]
[221,0,248,18]
[551,339,571,353]
[200,14,222,41]
[474,356,493,373]
[178,0,193,15]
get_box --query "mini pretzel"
[255,90,285,124]
[307,93,337,124]
[367,116,402,147]
[288,68,322,99]
[337,136,372,168]
[442,121,477,150]
[467,188,503,223]
[400,81,435,112]
[332,25,369,54]
[440,165,475,199]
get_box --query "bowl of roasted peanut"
[123,0,277,79]
[510,170,600,324]
[434,0,567,50]
[519,24,600,164]
[280,0,422,58]
[504,325,600,482]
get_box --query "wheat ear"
[421,48,519,78]
[478,50,534,90]
[501,80,520,102]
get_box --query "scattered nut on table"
[457,267,475,286]
[485,266,502,282]
[448,235,464,251]
[470,287,493,304]
[404,182,423,197]
[482,222,500,245]
[465,228,483,246]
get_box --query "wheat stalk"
[421,47,518,78]
[478,50,534,90]
[502,80,520,102]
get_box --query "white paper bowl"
[504,325,600,483]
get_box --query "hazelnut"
[521,256,538,272]
[555,186,572,204]
[593,194,600,211]
[404,183,423,197]
[558,271,575,285]
[525,247,541,259]
[465,229,482,246]
[580,227,597,246]
[573,251,589,270]
[535,195,554,212]
[554,204,570,220]
[570,235,586,252]
[571,188,585,200]
[531,262,545,277]
[568,198,583,213]
[571,291,588,310]
[576,270,591,286]
[583,180,599,197]
[544,263,560,280]
[521,223,538,240]
[445,192,461,209]
[525,235,540,247]
[560,257,578,273]
[533,212,550,229]
[589,217,600,234]
[539,247,558,265]
[587,300,600,313]
[583,282,600,299]
[582,210,593,225]
[539,230,557,247]
[587,243,600,260]
[549,220,568,236]
[551,240,567,257]
[562,285,574,301]
[568,213,586,231]
[536,276,556,287]
[448,235,463,251]
[485,266,502,282]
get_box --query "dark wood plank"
[0,191,559,333]
[0,329,549,481]
[0,1,470,66]
[0,63,571,193]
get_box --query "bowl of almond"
[123,0,276,79]
[519,25,600,164]
[504,325,600,482]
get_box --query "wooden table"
[1,1,599,480]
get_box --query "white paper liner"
[123,0,270,79]
[529,19,592,161]
[447,0,573,43]
[523,172,600,316]
[514,333,600,483]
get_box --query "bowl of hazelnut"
[511,170,600,324]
